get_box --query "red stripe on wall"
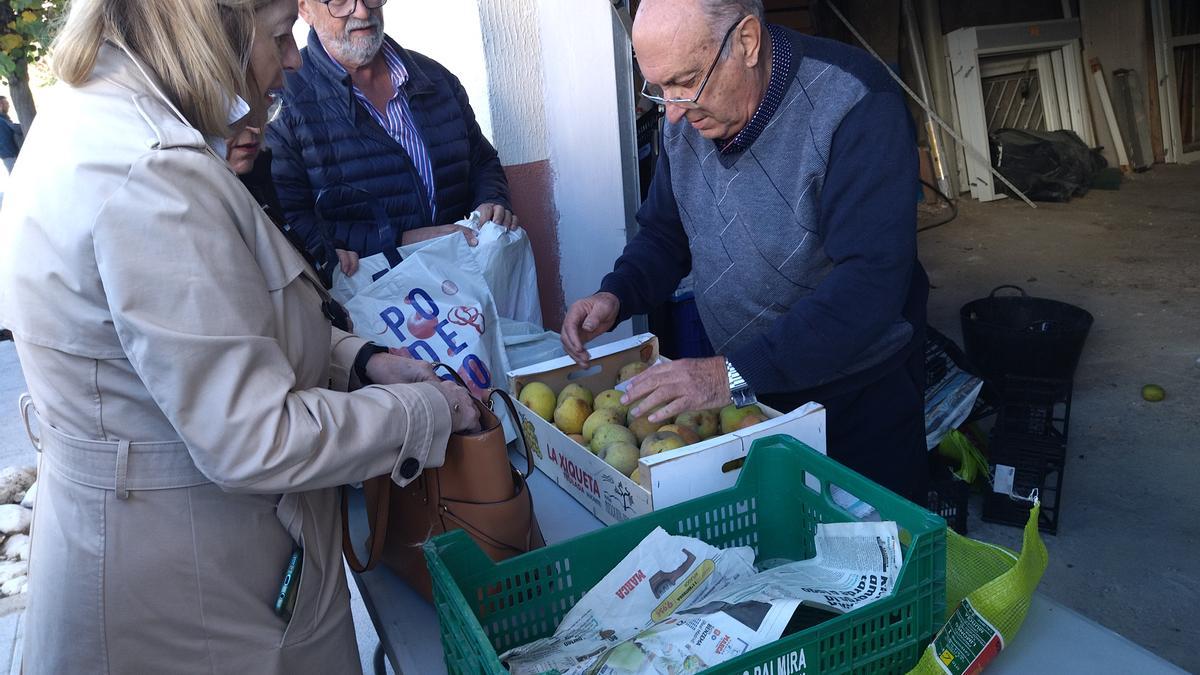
[503,159,565,331]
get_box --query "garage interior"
[639,1,1200,671]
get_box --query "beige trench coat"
[0,43,453,673]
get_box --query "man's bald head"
[635,0,764,55]
[633,0,770,141]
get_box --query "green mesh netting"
[909,502,1049,674]
[937,430,990,486]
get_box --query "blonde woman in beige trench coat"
[0,0,482,672]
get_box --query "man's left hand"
[476,203,519,230]
[623,357,731,424]
[365,351,441,385]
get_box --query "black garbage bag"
[990,128,1107,202]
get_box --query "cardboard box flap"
[638,402,826,509]
[508,334,659,397]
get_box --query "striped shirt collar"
[719,24,795,155]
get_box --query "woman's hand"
[435,380,481,433]
[401,224,478,247]
[364,352,440,385]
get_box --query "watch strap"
[725,359,757,407]
[354,343,389,386]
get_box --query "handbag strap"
[341,478,391,573]
[432,361,470,389]
[487,388,535,477]
[430,361,535,477]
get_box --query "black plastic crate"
[994,375,1073,443]
[927,459,969,535]
[982,436,1065,534]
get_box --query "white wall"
[476,0,549,166]
[384,1,494,144]
[537,0,636,339]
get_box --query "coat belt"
[20,394,212,496]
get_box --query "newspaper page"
[501,522,902,675]
[500,527,757,674]
[924,349,984,450]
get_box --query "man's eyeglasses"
[319,0,387,19]
[640,16,746,109]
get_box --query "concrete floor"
[0,163,1196,673]
[920,163,1200,673]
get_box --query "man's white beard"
[326,15,385,68]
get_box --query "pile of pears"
[517,360,768,483]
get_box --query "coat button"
[400,457,421,479]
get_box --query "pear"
[656,424,700,446]
[593,389,630,419]
[720,404,763,435]
[733,412,769,431]
[582,408,624,443]
[627,412,662,444]
[600,441,640,476]
[553,397,592,435]
[640,431,686,458]
[518,382,556,421]
[557,383,594,408]
[589,423,637,456]
[617,361,648,383]
[675,410,719,439]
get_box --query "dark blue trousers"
[762,344,928,504]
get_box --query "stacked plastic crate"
[960,286,1093,535]
[982,376,1071,534]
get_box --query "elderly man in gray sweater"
[561,0,929,499]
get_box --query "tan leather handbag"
[342,366,545,601]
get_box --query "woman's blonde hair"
[52,0,272,137]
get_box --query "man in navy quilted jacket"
[268,0,515,281]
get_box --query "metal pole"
[915,0,958,195]
[901,0,953,200]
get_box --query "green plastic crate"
[425,435,947,674]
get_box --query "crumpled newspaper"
[502,521,903,674]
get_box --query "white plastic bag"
[336,234,510,398]
[336,212,542,326]
[466,216,542,326]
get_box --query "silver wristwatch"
[725,359,757,408]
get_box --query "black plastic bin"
[960,285,1093,389]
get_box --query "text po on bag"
[335,234,510,397]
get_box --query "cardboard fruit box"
[507,334,827,525]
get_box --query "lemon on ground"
[1141,384,1166,402]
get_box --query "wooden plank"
[1061,45,1094,145]
[948,27,1003,201]
[1146,13,1166,163]
[1091,57,1131,170]
[1151,0,1182,162]
[1051,49,1071,130]
[1039,53,1061,130]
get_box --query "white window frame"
[946,19,1093,201]
[1150,0,1200,164]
